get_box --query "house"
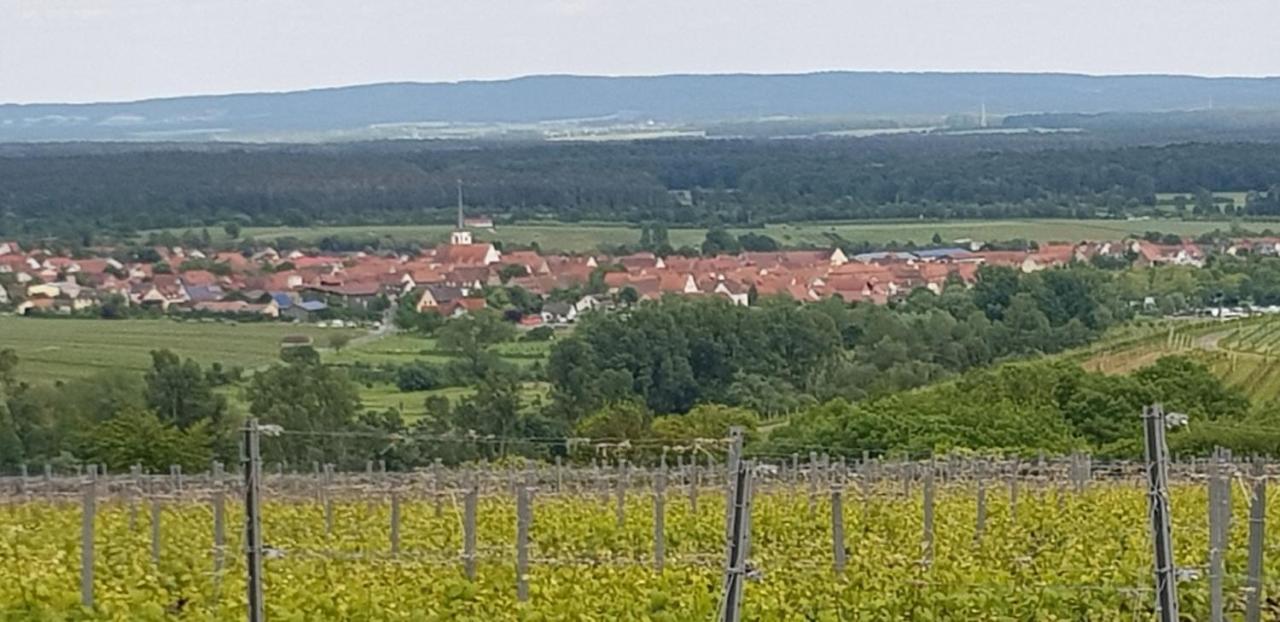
[192,299,280,318]
[438,297,487,317]
[573,295,605,315]
[434,243,501,266]
[0,241,19,256]
[283,300,328,322]
[463,216,495,229]
[0,285,10,306]
[541,301,578,324]
[415,285,466,313]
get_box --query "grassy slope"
[169,218,1280,253]
[0,316,360,383]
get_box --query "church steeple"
[451,178,473,245]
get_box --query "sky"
[3,0,1280,104]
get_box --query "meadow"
[181,218,1280,253]
[0,316,360,383]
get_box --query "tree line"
[5,137,1280,239]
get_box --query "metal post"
[80,465,96,609]
[1142,405,1179,622]
[516,486,530,602]
[128,464,141,531]
[464,479,478,581]
[1245,458,1266,622]
[724,428,744,542]
[243,419,265,622]
[976,471,987,542]
[170,464,182,493]
[555,455,563,493]
[719,456,752,622]
[654,465,667,573]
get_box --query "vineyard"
[1,446,1278,621]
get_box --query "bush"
[395,362,441,392]
[524,326,555,342]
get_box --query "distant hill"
[4,72,1280,142]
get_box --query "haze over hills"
[3,71,1280,142]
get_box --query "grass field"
[0,316,361,383]
[167,217,1280,253]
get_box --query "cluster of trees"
[546,264,1129,418]
[6,138,1280,238]
[764,356,1252,458]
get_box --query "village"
[1,223,1254,327]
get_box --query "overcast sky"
[3,0,1279,104]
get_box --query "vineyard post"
[42,462,51,497]
[213,484,226,574]
[615,461,627,529]
[365,460,373,477]
[923,463,935,565]
[17,463,26,495]
[688,454,698,514]
[719,455,753,622]
[433,459,444,518]
[390,490,401,557]
[80,464,96,609]
[807,451,818,519]
[323,464,334,536]
[976,461,987,542]
[1208,451,1224,622]
[242,418,265,622]
[791,453,799,485]
[831,477,845,574]
[516,485,530,602]
[654,462,666,573]
[555,455,563,493]
[1244,457,1266,622]
[171,464,182,493]
[150,497,162,563]
[724,428,744,543]
[1008,462,1019,525]
[464,474,478,581]
[129,464,141,531]
[1142,404,1179,622]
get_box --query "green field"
[0,316,361,383]
[167,217,1280,253]
[326,333,550,369]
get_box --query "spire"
[456,179,465,230]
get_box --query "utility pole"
[1142,404,1179,622]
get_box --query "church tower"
[450,178,473,246]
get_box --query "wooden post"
[80,465,96,609]
[390,491,401,557]
[150,497,162,564]
[923,465,935,565]
[1208,452,1225,622]
[615,465,627,529]
[976,464,987,542]
[464,479,478,581]
[654,465,667,573]
[516,486,531,602]
[831,480,845,574]
[213,486,226,574]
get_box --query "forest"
[4,137,1280,239]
